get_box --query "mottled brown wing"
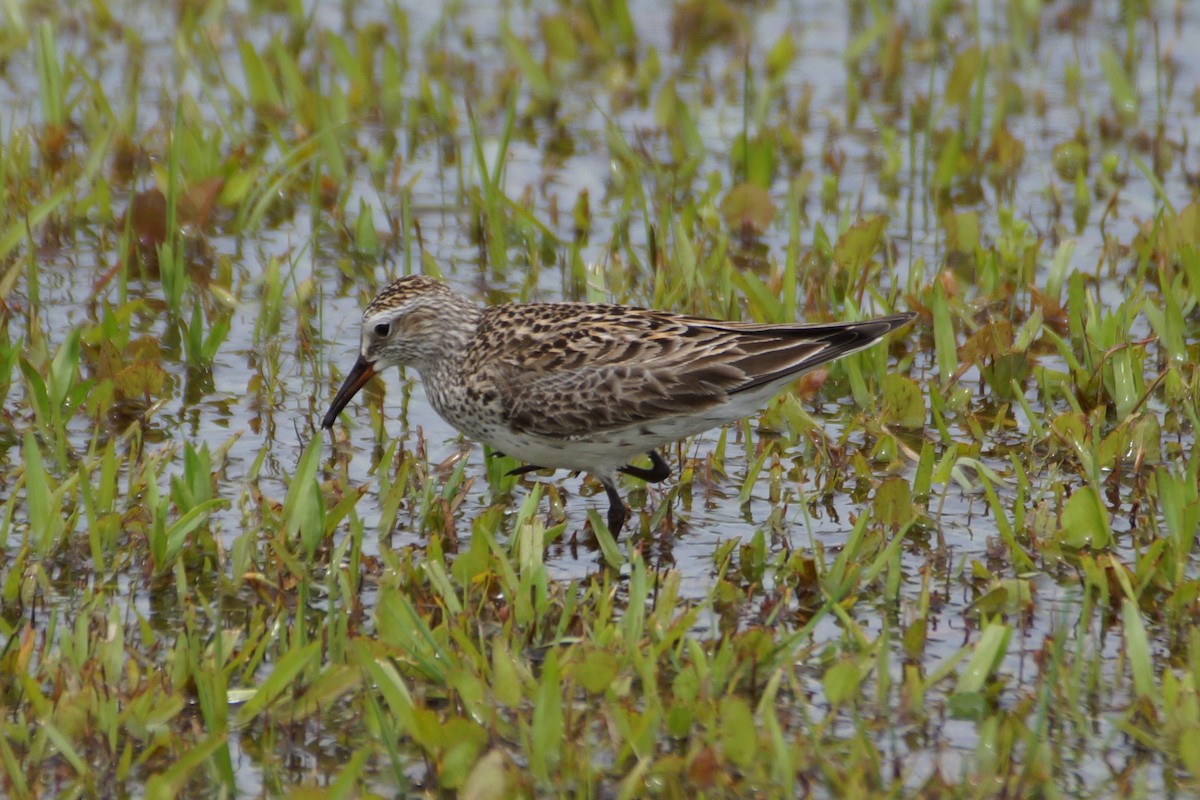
[480,306,743,438]
[480,305,909,440]
[702,313,916,393]
[500,359,745,439]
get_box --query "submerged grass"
[2,0,1200,797]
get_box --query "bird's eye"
[374,322,391,337]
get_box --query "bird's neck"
[417,302,481,377]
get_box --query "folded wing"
[483,306,913,440]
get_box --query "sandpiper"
[322,275,915,536]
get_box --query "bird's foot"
[618,450,671,483]
[602,481,627,537]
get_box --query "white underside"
[473,380,791,480]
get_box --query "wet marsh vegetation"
[3,0,1200,796]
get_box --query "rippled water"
[4,0,1199,794]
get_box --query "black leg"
[618,450,671,483]
[505,464,546,477]
[602,480,627,536]
[495,447,550,477]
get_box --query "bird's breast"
[421,368,506,441]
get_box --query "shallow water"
[3,0,1199,795]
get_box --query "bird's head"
[321,275,475,429]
